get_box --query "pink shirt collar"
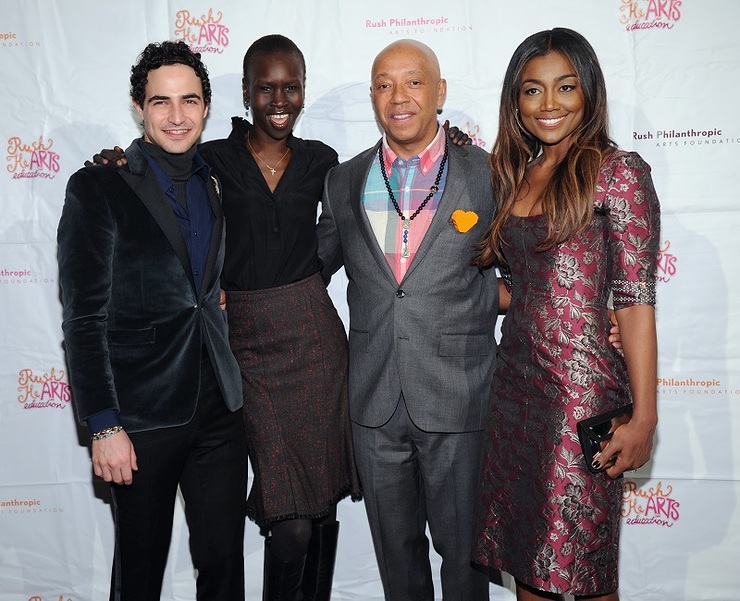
[381,124,445,177]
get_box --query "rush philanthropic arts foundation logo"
[0,497,64,516]
[174,8,230,54]
[365,13,473,35]
[656,240,677,283]
[1,30,41,48]
[658,377,739,398]
[6,136,60,180]
[17,367,71,410]
[622,480,680,527]
[0,267,56,286]
[633,126,740,149]
[28,596,76,601]
[619,0,682,31]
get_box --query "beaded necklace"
[378,138,448,258]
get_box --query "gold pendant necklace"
[247,132,290,176]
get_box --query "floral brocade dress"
[472,151,660,595]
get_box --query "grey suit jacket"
[58,139,243,433]
[317,139,499,433]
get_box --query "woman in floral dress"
[472,28,660,600]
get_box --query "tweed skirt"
[226,272,361,530]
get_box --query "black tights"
[268,507,337,563]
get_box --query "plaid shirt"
[363,126,449,283]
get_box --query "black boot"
[262,538,306,601]
[300,521,340,601]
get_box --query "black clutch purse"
[577,404,633,473]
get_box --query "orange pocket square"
[451,210,479,233]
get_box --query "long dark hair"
[476,27,616,268]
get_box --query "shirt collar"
[381,124,445,177]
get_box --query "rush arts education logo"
[462,122,488,150]
[656,240,677,283]
[17,367,71,410]
[174,8,230,54]
[622,480,680,527]
[619,0,682,31]
[6,136,60,180]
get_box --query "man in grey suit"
[317,39,497,600]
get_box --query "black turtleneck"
[142,141,197,210]
[136,138,215,297]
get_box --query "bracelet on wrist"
[91,425,123,441]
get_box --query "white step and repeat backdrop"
[2,1,739,600]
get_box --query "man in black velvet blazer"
[57,41,246,601]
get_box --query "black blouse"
[199,117,339,291]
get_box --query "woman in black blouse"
[198,35,360,600]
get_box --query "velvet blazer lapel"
[119,140,196,293]
[201,173,224,301]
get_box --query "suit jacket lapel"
[350,143,398,286]
[400,145,469,284]
[200,174,223,300]
[120,141,195,291]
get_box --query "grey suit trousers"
[352,394,489,601]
